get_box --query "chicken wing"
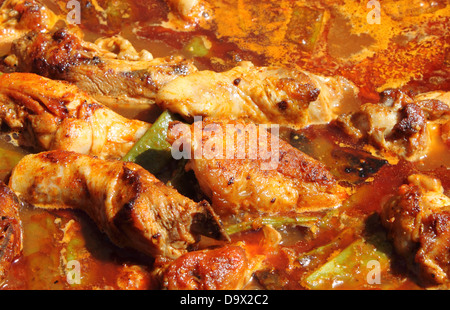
[167,118,347,218]
[11,27,198,118]
[157,61,359,129]
[0,181,22,285]
[381,174,450,285]
[9,150,227,259]
[0,72,150,160]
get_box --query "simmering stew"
[0,0,449,290]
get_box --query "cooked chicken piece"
[0,0,59,57]
[166,0,204,20]
[94,35,154,62]
[381,174,450,285]
[167,118,347,218]
[336,89,431,161]
[157,61,359,129]
[415,91,450,106]
[0,72,150,160]
[9,150,227,259]
[12,27,198,118]
[161,243,262,290]
[336,89,450,162]
[163,0,212,30]
[413,91,450,122]
[166,0,209,21]
[0,181,22,285]
[160,225,279,290]
[413,91,450,147]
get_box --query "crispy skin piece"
[12,28,198,114]
[336,89,450,162]
[167,118,347,217]
[161,244,260,290]
[160,225,278,290]
[336,89,433,161]
[381,174,450,285]
[0,0,59,56]
[9,150,227,259]
[0,181,22,285]
[157,61,359,129]
[0,72,150,160]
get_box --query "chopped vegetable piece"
[122,110,180,174]
[286,5,324,51]
[304,237,391,289]
[224,215,319,235]
[105,0,130,26]
[65,237,85,262]
[184,36,211,57]
[106,0,129,17]
[382,0,446,20]
[298,228,355,266]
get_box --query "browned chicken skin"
[381,174,450,285]
[0,72,150,160]
[157,61,359,129]
[2,0,447,291]
[0,0,59,57]
[167,118,347,218]
[9,150,227,259]
[159,225,281,290]
[161,244,259,290]
[336,89,450,162]
[0,181,22,285]
[4,0,359,128]
[2,0,198,118]
[12,27,198,117]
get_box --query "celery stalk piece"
[286,5,325,51]
[122,110,179,174]
[224,215,319,235]
[304,237,391,289]
[298,228,355,267]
